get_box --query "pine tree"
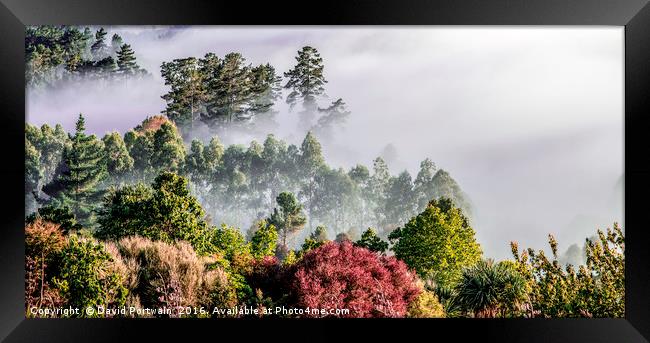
[90,28,109,60]
[248,63,282,126]
[204,53,251,125]
[116,44,141,76]
[42,114,107,227]
[161,57,208,131]
[284,46,327,128]
[284,46,327,111]
[355,228,389,254]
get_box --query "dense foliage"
[24,28,623,318]
[26,115,470,244]
[287,241,421,318]
[26,26,147,88]
[510,223,625,318]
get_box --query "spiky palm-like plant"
[456,259,526,318]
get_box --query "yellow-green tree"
[389,198,482,287]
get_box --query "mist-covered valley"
[26,26,623,260]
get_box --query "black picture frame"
[1,0,649,342]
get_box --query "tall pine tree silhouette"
[116,44,141,75]
[42,114,107,227]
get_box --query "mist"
[26,26,624,260]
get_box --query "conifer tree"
[248,63,282,126]
[284,46,327,128]
[204,53,251,125]
[284,46,327,111]
[90,28,109,60]
[116,44,141,76]
[42,114,107,226]
[161,57,208,130]
[355,228,389,254]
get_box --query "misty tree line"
[26,26,147,88]
[160,45,349,138]
[25,114,470,246]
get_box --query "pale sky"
[27,27,624,259]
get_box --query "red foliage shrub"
[288,241,421,317]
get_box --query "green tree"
[284,46,327,128]
[383,170,417,229]
[26,123,69,184]
[97,172,213,255]
[298,131,325,227]
[431,169,472,217]
[268,192,307,251]
[301,225,329,253]
[248,63,282,128]
[161,57,208,130]
[355,228,388,254]
[90,28,109,60]
[41,114,107,227]
[389,198,482,286]
[102,131,134,178]
[25,139,42,213]
[116,44,142,76]
[414,158,437,210]
[124,129,154,180]
[52,235,127,316]
[284,46,327,111]
[370,157,391,228]
[250,220,278,259]
[151,122,186,173]
[348,164,372,228]
[185,140,208,182]
[310,167,358,231]
[204,52,252,125]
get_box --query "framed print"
[1,0,649,341]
